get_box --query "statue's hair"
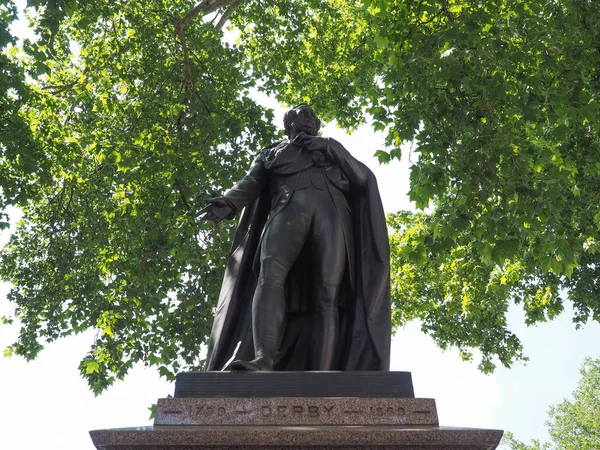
[283,104,322,137]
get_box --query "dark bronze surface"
[199,105,391,372]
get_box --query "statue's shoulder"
[264,140,286,151]
[259,140,286,158]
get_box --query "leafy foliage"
[1,0,600,391]
[0,1,38,227]
[502,357,600,450]
[232,0,600,370]
[1,0,278,394]
[237,0,600,372]
[385,0,600,372]
[383,0,600,371]
[502,433,549,450]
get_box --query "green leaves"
[83,359,100,375]
[374,35,389,49]
[374,149,390,164]
[1,0,278,393]
[503,358,600,449]
[388,211,531,372]
[547,357,600,449]
[3,0,600,388]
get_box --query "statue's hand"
[298,135,329,153]
[197,198,234,224]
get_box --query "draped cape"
[204,142,391,371]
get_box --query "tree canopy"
[1,0,600,392]
[502,357,600,450]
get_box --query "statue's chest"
[264,144,313,174]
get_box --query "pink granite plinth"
[154,397,438,426]
[90,425,503,450]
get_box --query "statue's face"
[291,107,320,136]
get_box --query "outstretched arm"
[197,153,267,223]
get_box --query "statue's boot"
[239,263,285,372]
[311,308,339,370]
[230,356,274,371]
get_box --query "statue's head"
[283,104,322,138]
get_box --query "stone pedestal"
[90,372,503,450]
[154,397,438,426]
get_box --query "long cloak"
[204,144,391,371]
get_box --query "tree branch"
[175,179,192,213]
[178,0,231,28]
[0,115,18,128]
[174,0,239,88]
[43,67,91,94]
[174,19,193,89]
[173,0,238,122]
[216,0,245,30]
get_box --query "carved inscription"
[260,405,334,417]
[370,406,407,416]
[186,404,409,419]
[194,406,227,416]
[155,398,438,426]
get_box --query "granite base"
[90,372,502,449]
[90,425,503,450]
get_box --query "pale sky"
[2,3,600,450]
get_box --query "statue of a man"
[199,104,390,371]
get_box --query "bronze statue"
[199,104,390,371]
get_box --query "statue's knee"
[314,284,339,313]
[259,255,289,286]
